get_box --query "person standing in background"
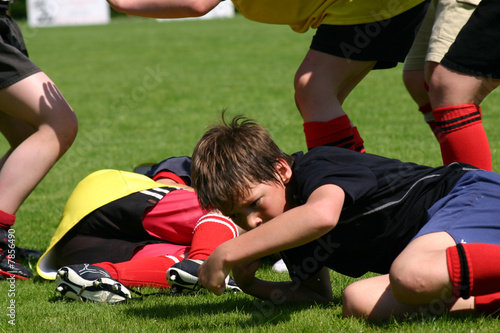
[0,1,78,279]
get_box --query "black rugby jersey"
[281,146,476,279]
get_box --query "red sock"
[95,255,183,288]
[96,215,238,289]
[351,126,366,153]
[303,115,365,152]
[447,243,500,300]
[0,209,15,230]
[475,292,500,316]
[187,214,239,260]
[433,104,491,170]
[419,103,438,137]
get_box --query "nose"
[246,210,263,229]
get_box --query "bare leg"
[294,49,375,122]
[343,232,476,321]
[390,232,456,304]
[343,274,474,321]
[429,65,500,108]
[403,62,440,107]
[0,112,35,169]
[0,72,77,214]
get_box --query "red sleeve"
[152,171,187,185]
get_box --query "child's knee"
[293,70,312,100]
[389,257,434,304]
[342,282,372,319]
[51,106,78,148]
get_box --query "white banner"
[27,0,110,27]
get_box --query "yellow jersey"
[232,0,426,33]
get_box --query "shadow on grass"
[122,292,342,329]
[361,308,495,331]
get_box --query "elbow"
[314,211,338,234]
[106,0,133,14]
[106,0,215,17]
[187,1,217,16]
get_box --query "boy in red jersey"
[37,157,241,302]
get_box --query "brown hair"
[191,113,293,215]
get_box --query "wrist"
[213,242,234,275]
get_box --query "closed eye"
[249,199,259,208]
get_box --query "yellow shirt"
[232,0,426,33]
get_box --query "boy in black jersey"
[191,114,500,320]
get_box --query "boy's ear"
[275,158,292,184]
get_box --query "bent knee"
[389,259,441,305]
[41,107,78,153]
[293,70,313,100]
[54,109,78,149]
[342,282,374,319]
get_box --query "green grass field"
[1,14,500,332]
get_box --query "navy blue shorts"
[310,0,430,70]
[414,170,500,245]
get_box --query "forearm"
[239,267,334,303]
[198,185,344,295]
[243,280,333,304]
[107,0,220,18]
[227,185,343,268]
[220,191,343,269]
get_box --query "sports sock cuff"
[303,115,355,150]
[188,214,238,260]
[418,103,439,137]
[446,244,472,299]
[0,210,16,230]
[419,103,433,120]
[351,126,365,153]
[193,214,239,238]
[433,104,482,134]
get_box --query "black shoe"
[0,248,33,280]
[0,229,42,260]
[0,230,34,280]
[55,264,131,303]
[14,247,42,261]
[166,259,241,293]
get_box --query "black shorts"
[441,0,500,79]
[0,12,41,90]
[310,0,430,70]
[54,191,170,267]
